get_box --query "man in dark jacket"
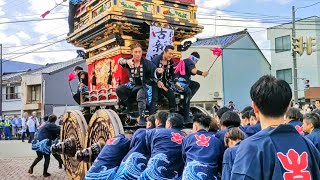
[28,115,63,177]
[174,52,208,125]
[150,45,176,114]
[116,43,163,126]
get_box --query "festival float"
[50,0,207,179]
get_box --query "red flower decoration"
[135,2,141,6]
[171,132,184,144]
[195,134,211,147]
[295,125,304,135]
[211,47,222,57]
[68,72,77,82]
[277,149,311,180]
[106,138,117,145]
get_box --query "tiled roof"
[3,71,28,82]
[30,57,84,75]
[2,58,85,83]
[2,60,42,74]
[192,30,247,47]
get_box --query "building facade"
[20,58,86,117]
[182,30,271,112]
[267,16,320,102]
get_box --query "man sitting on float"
[150,45,176,115]
[116,43,164,126]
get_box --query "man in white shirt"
[21,112,29,142]
[27,111,40,143]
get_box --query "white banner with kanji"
[146,26,174,60]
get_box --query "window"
[5,86,20,100]
[275,35,291,53]
[277,69,292,84]
[28,85,41,103]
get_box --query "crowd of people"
[65,43,320,179]
[0,111,42,142]
[82,75,320,180]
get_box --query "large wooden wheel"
[61,110,88,180]
[84,109,124,163]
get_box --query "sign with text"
[146,26,174,60]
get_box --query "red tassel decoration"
[40,10,50,18]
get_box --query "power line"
[6,39,66,60]
[296,1,320,10]
[3,33,67,59]
[4,49,80,55]
[0,17,67,25]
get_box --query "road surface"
[0,140,67,180]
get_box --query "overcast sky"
[0,0,319,65]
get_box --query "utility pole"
[0,44,2,117]
[292,6,298,104]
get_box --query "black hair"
[193,113,212,128]
[313,109,320,116]
[221,111,241,128]
[147,115,156,128]
[74,66,83,71]
[48,115,57,123]
[43,116,49,122]
[156,111,169,126]
[164,45,174,52]
[217,107,231,119]
[167,113,184,129]
[241,106,253,114]
[249,109,256,118]
[286,108,303,121]
[250,75,292,118]
[304,113,320,129]
[241,111,250,119]
[191,52,200,59]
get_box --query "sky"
[0,0,319,65]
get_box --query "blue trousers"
[4,127,12,140]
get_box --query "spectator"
[21,112,29,142]
[303,113,320,152]
[231,75,320,179]
[0,120,4,140]
[4,116,12,140]
[27,111,40,143]
[14,115,22,139]
[228,101,235,111]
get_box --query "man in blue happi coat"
[244,109,261,137]
[182,113,223,180]
[140,113,185,179]
[303,112,320,152]
[231,75,320,180]
[114,117,157,179]
[85,135,130,180]
[221,127,246,180]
